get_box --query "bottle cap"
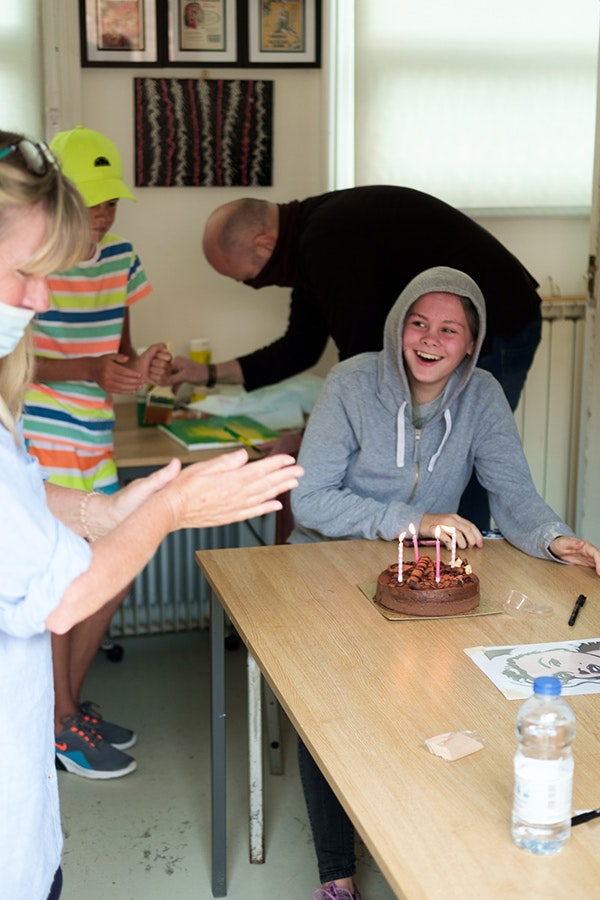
[533,676,561,696]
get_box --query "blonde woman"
[0,131,302,900]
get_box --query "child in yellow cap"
[23,126,171,779]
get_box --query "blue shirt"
[0,422,92,900]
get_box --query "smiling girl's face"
[402,291,475,404]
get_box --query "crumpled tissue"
[424,731,485,761]
[186,373,323,431]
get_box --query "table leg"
[247,653,265,863]
[264,681,283,776]
[210,589,227,897]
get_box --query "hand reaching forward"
[90,344,172,393]
[86,452,303,538]
[101,459,183,531]
[48,452,303,633]
[130,343,173,385]
[161,449,304,530]
[549,536,600,574]
[419,512,483,550]
[166,355,204,391]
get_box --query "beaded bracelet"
[79,490,100,543]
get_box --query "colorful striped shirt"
[23,234,151,490]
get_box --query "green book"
[159,415,279,451]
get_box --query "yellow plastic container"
[189,338,212,402]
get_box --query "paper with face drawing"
[464,639,600,699]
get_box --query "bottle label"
[513,756,573,825]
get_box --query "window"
[0,1,42,138]
[333,0,599,213]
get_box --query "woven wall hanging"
[134,77,273,187]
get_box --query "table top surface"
[196,538,600,900]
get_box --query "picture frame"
[80,0,159,67]
[245,0,321,68]
[166,0,239,65]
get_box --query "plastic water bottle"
[512,675,575,854]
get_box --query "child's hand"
[130,343,173,386]
[419,512,483,550]
[90,353,145,393]
[147,345,173,386]
[549,536,600,574]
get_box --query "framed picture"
[80,0,159,66]
[245,0,321,67]
[166,0,239,65]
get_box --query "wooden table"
[196,538,600,899]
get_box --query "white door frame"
[576,38,600,544]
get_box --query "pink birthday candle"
[435,525,441,582]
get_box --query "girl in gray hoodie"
[292,267,600,900]
[291,266,599,567]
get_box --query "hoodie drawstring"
[427,409,452,471]
[396,402,407,467]
[396,404,453,473]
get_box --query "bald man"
[169,185,543,528]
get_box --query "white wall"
[475,215,589,300]
[51,2,590,379]
[80,67,329,365]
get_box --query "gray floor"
[58,631,397,900]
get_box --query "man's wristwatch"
[206,363,217,389]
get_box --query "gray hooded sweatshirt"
[290,266,572,559]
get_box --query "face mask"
[0,303,35,358]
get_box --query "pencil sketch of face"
[503,646,600,686]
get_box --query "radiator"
[514,298,586,529]
[109,515,275,637]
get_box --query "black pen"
[572,807,600,826]
[568,593,586,627]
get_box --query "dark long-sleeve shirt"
[238,186,541,391]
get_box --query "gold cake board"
[358,583,501,622]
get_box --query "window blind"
[0,1,42,138]
[352,0,598,213]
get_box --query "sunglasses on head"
[0,139,56,176]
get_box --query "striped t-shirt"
[23,234,151,488]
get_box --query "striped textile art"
[134,77,273,187]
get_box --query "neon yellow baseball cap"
[50,125,136,207]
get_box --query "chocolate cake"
[374,555,480,617]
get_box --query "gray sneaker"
[77,700,136,750]
[55,715,137,779]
